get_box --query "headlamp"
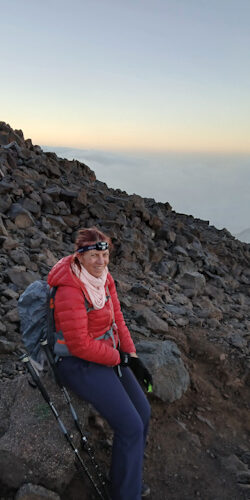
[77,241,109,253]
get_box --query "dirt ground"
[61,328,250,500]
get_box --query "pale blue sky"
[1,0,250,235]
[1,0,250,151]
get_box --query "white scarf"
[72,262,108,310]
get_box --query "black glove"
[119,351,153,391]
[130,357,153,391]
[119,351,131,367]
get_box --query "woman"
[47,227,152,500]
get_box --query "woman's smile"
[79,249,110,277]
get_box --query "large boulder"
[135,340,190,402]
[0,375,90,494]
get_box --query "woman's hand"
[129,357,153,391]
[119,351,153,391]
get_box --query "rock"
[241,451,250,466]
[175,317,189,327]
[46,215,67,228]
[15,212,35,229]
[47,161,61,177]
[178,271,206,295]
[0,215,8,236]
[0,123,25,146]
[2,237,19,250]
[135,340,190,402]
[10,249,31,266]
[206,318,221,329]
[228,332,247,349]
[0,193,12,213]
[61,188,78,199]
[0,322,7,334]
[7,267,40,289]
[205,283,225,302]
[5,307,19,323]
[0,337,16,353]
[15,483,60,500]
[77,188,87,205]
[2,288,19,299]
[196,414,215,430]
[134,307,168,334]
[41,249,58,267]
[164,304,189,316]
[131,283,150,297]
[0,377,89,492]
[21,198,41,215]
[173,245,188,256]
[219,454,248,474]
[237,471,250,485]
[0,180,16,194]
[45,186,61,197]
[62,214,80,227]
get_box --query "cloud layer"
[43,146,250,236]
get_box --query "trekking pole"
[40,339,111,500]
[19,353,107,500]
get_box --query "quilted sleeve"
[108,274,136,354]
[54,285,120,366]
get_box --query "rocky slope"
[0,121,249,500]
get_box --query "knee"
[123,413,144,442]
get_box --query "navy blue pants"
[56,357,151,500]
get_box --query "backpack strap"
[46,286,57,349]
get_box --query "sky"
[1,0,250,153]
[1,0,250,237]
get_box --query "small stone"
[0,321,7,334]
[0,215,8,236]
[2,237,19,250]
[15,212,34,229]
[2,288,19,300]
[5,307,19,323]
[77,188,87,205]
[0,337,16,353]
[15,482,61,500]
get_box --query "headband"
[77,241,109,253]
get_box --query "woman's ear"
[72,253,82,269]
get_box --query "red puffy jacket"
[47,255,136,366]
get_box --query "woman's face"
[79,247,109,278]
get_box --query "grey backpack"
[18,280,57,364]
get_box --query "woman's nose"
[97,255,104,264]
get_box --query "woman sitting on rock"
[47,226,152,500]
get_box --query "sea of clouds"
[43,146,250,241]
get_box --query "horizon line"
[42,143,250,156]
